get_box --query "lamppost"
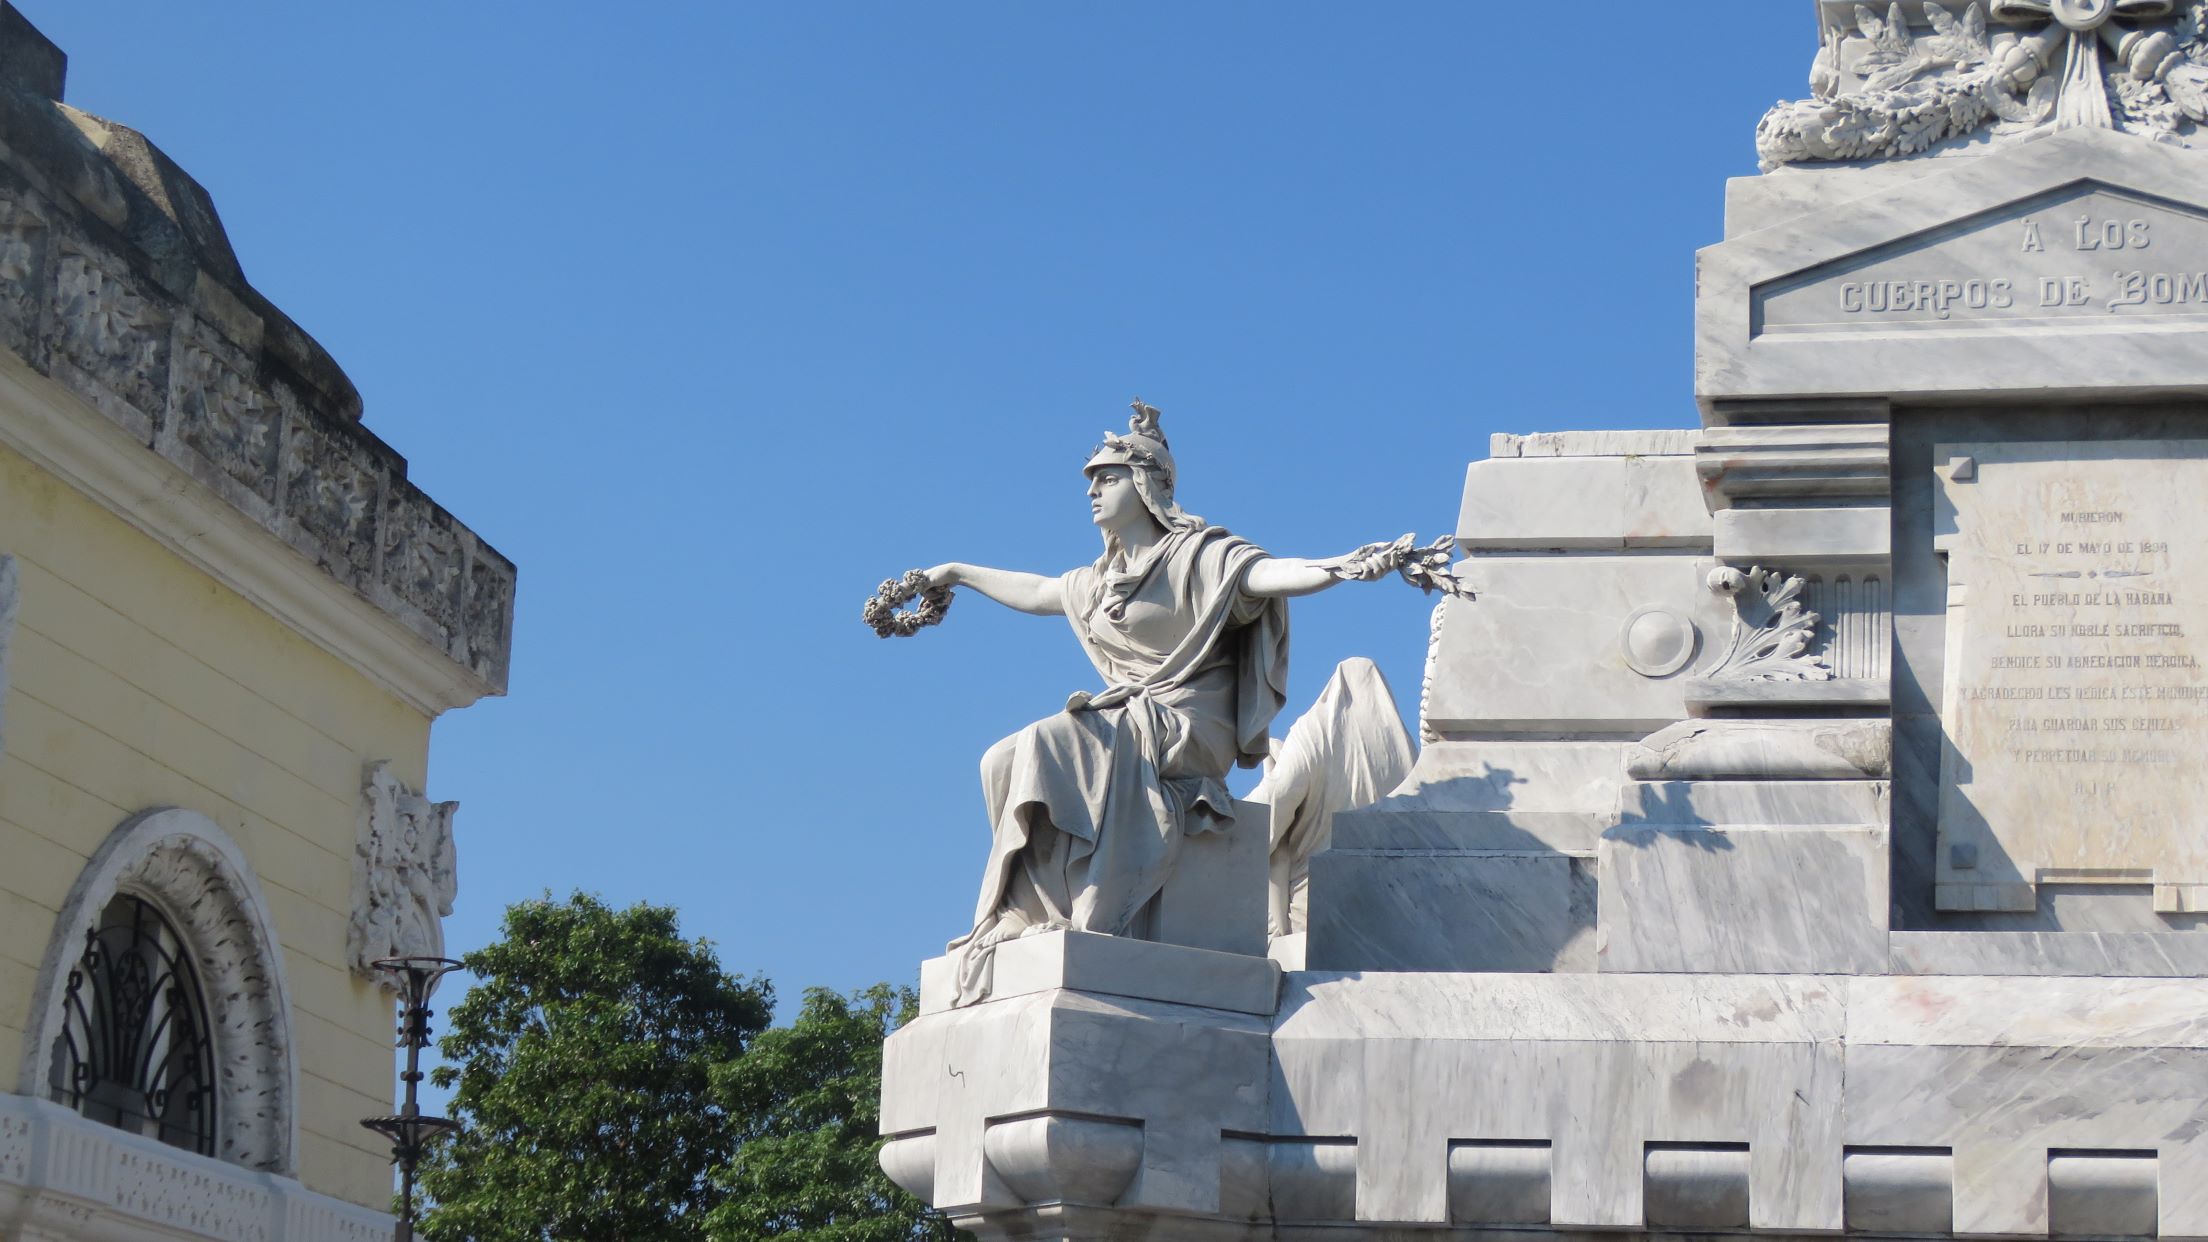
[361,956,464,1242]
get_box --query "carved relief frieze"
[349,762,458,983]
[47,247,170,434]
[0,1093,396,1239]
[276,408,383,590]
[1699,566,1834,681]
[0,193,50,363]
[379,490,465,641]
[1760,1,2208,167]
[0,95,515,702]
[109,1147,272,1242]
[173,333,282,508]
[461,551,518,682]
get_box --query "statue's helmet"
[1085,399,1198,531]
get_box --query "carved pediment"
[1755,182,2208,334]
[1699,127,2208,404]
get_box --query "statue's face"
[1087,464,1144,532]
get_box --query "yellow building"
[0,7,513,1238]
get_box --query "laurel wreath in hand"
[1321,534,1476,600]
[862,569,955,638]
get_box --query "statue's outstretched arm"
[1244,557,1349,599]
[1246,536,1475,601]
[926,563,1067,617]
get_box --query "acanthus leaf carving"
[1698,565,1834,682]
[348,762,458,988]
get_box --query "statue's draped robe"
[952,525,1289,1000]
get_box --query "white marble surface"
[1617,778,1888,827]
[1150,798,1268,957]
[1599,824,1890,974]
[883,983,1271,1218]
[1364,741,1632,815]
[1306,851,1593,973]
[1844,975,2208,1238]
[1250,659,1413,939]
[1329,806,1612,854]
[1424,558,1726,735]
[1891,929,2208,976]
[1695,422,1890,508]
[1725,156,1984,239]
[1307,742,1614,974]
[915,929,1279,1017]
[887,967,2208,1233]
[1626,719,1891,781]
[1490,430,1701,458]
[1457,453,1708,552]
[1272,973,1846,1229]
[1931,439,2208,914]
[1714,505,1889,565]
[1699,128,2208,406]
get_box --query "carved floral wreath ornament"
[1758,0,2208,167]
[863,569,955,637]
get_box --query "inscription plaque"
[1755,185,2208,336]
[1934,441,2208,913]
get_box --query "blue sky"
[32,4,1812,1004]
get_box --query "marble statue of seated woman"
[918,401,1461,1003]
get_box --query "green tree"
[419,892,774,1242]
[706,985,955,1242]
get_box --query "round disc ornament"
[863,569,954,638]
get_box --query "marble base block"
[1150,799,1267,958]
[1599,822,1890,975]
[1271,972,1846,1230]
[1306,851,1595,973]
[887,936,1275,1219]
[1425,558,1724,734]
[887,966,2208,1236]
[917,930,1281,1016]
[1844,976,2208,1239]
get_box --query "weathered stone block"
[1598,823,1890,974]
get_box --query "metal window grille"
[47,893,218,1157]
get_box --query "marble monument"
[878,4,2208,1238]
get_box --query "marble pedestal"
[884,935,2208,1238]
[885,56,2208,1242]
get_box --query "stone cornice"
[0,349,496,714]
[0,18,513,705]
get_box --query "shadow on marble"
[1306,762,1599,973]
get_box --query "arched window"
[19,808,296,1172]
[47,892,219,1156]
